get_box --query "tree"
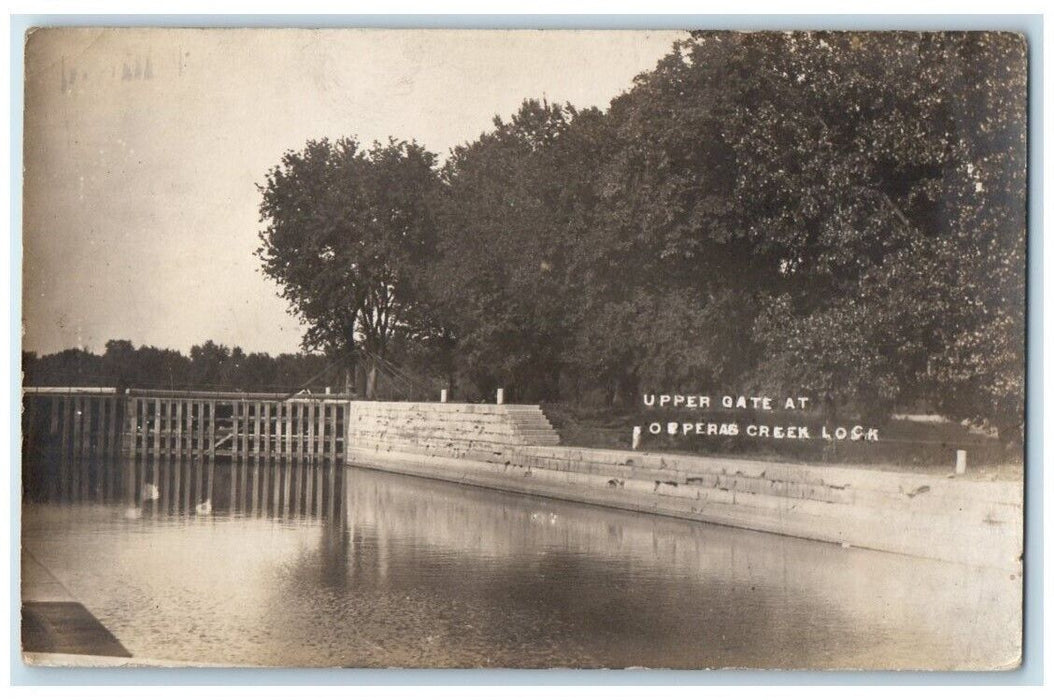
[433,99,609,401]
[188,340,231,388]
[251,32,1025,434]
[584,31,1026,433]
[257,137,442,395]
[27,340,334,393]
[102,339,137,386]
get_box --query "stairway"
[502,405,560,446]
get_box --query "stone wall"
[345,401,1023,571]
[346,400,558,453]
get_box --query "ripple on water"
[22,463,1021,669]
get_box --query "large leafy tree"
[581,31,1026,435]
[433,100,608,401]
[735,32,1026,438]
[250,32,1025,435]
[257,137,441,391]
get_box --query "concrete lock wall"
[344,401,1022,571]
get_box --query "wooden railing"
[22,388,348,464]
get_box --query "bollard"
[632,426,641,450]
[440,389,448,403]
[496,388,504,405]
[955,449,967,475]
[325,386,331,395]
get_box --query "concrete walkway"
[21,548,132,660]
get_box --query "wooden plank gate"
[22,388,348,464]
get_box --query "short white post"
[955,449,967,475]
[325,386,331,395]
[496,388,504,405]
[632,426,641,450]
[440,389,448,403]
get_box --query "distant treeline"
[22,340,333,393]
[257,32,1026,441]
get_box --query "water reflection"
[23,455,346,524]
[22,459,1019,669]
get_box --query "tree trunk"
[365,360,377,400]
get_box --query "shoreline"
[344,401,1023,572]
[345,447,1023,571]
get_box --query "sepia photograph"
[18,26,1027,671]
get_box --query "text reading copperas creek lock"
[647,422,879,441]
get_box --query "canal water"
[21,457,1020,669]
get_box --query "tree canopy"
[23,340,332,392]
[256,31,1027,439]
[257,137,441,362]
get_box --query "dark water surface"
[21,458,1020,669]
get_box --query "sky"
[21,28,685,357]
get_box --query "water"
[21,457,1021,669]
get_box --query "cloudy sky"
[22,28,684,356]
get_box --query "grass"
[540,401,1023,480]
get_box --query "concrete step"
[349,426,544,441]
[348,402,562,449]
[503,406,560,445]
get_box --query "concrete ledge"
[22,602,132,659]
[22,652,238,668]
[22,548,133,661]
[348,401,561,454]
[346,445,1022,572]
[344,401,1021,571]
